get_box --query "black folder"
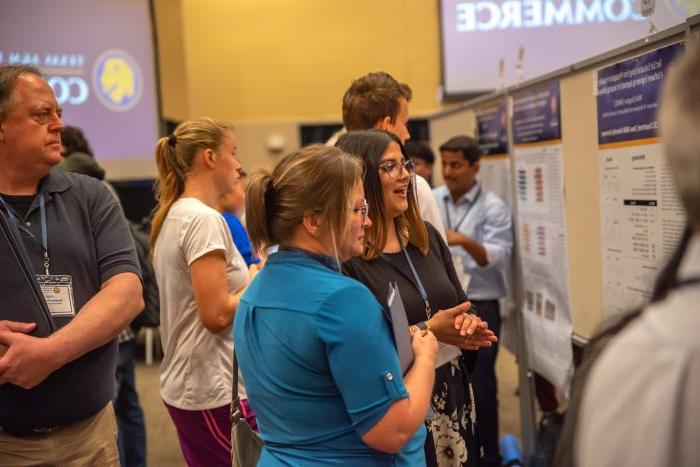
[0,206,55,337]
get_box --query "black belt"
[1,424,62,437]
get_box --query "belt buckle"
[2,425,61,437]
[31,426,60,435]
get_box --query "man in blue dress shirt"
[432,135,513,467]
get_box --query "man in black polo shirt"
[0,65,143,465]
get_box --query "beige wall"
[231,120,301,174]
[153,0,188,121]
[155,0,443,124]
[153,0,446,170]
[560,71,605,338]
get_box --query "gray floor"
[135,346,522,467]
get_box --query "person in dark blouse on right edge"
[338,130,498,467]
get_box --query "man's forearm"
[461,236,488,266]
[46,272,143,368]
[448,230,488,266]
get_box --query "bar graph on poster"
[512,81,573,394]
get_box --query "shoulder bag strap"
[230,349,242,424]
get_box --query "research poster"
[476,100,513,207]
[597,42,686,316]
[512,81,573,393]
[475,100,517,352]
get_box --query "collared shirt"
[234,249,426,466]
[0,169,141,429]
[433,182,513,300]
[576,233,700,467]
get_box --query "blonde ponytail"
[150,117,235,251]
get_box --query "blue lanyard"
[444,185,482,231]
[381,244,433,319]
[401,247,433,318]
[0,193,50,274]
[39,193,49,274]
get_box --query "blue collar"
[278,247,341,272]
[38,170,72,195]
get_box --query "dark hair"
[246,145,363,262]
[336,129,428,260]
[61,126,94,157]
[651,223,693,301]
[404,141,435,165]
[342,72,412,131]
[0,65,42,117]
[439,135,481,165]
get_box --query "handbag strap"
[230,349,242,424]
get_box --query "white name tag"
[36,274,76,317]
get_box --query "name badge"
[36,274,76,317]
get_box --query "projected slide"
[0,0,160,178]
[440,0,699,95]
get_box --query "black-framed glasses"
[352,199,369,223]
[378,158,414,180]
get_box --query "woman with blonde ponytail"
[151,118,255,467]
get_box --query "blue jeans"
[114,339,147,467]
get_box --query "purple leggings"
[165,400,258,467]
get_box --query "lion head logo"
[92,50,142,111]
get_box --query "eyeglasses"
[352,199,369,223]
[378,158,414,180]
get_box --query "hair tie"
[167,134,177,148]
[264,182,277,230]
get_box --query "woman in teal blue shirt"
[234,145,438,466]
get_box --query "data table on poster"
[596,42,686,316]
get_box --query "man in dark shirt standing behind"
[0,65,143,465]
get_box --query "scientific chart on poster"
[597,42,686,316]
[512,82,573,392]
[475,100,518,351]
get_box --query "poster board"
[512,81,574,393]
[596,42,686,316]
[429,25,690,343]
[475,100,519,352]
